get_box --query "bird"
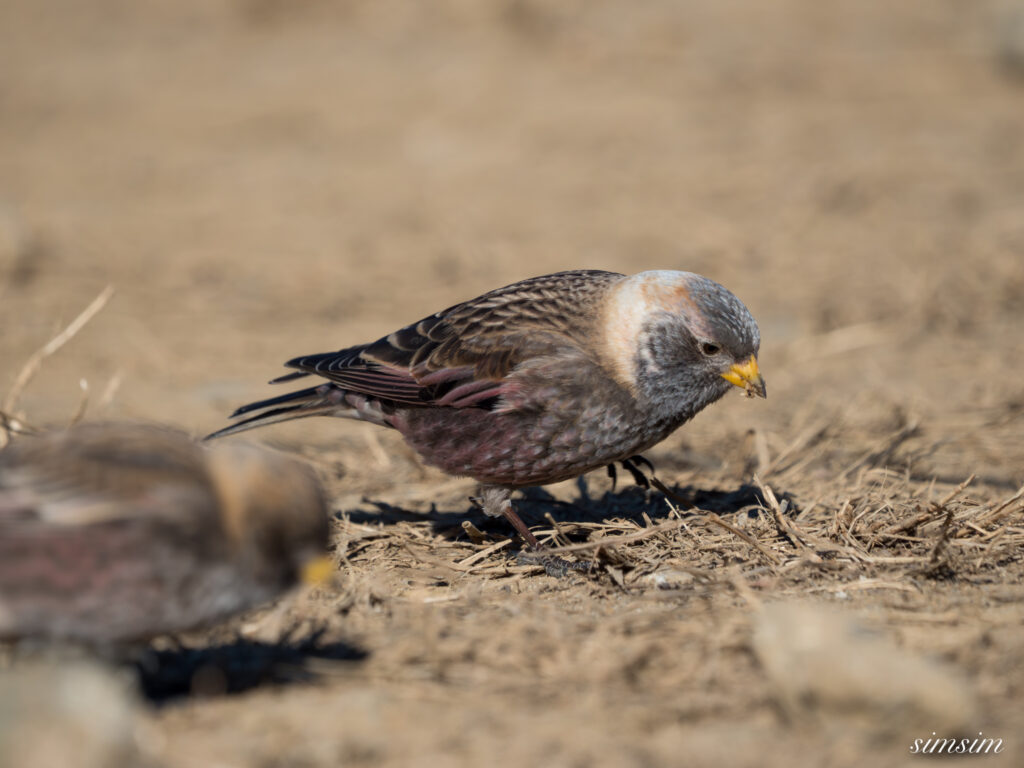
[0,422,332,644]
[208,269,765,571]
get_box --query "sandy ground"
[2,1,1024,766]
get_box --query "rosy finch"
[209,270,764,568]
[0,423,331,643]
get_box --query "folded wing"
[280,269,623,410]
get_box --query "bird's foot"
[516,546,592,578]
[475,485,591,577]
[607,454,656,491]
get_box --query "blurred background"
[2,0,1022,444]
[3,2,1024,766]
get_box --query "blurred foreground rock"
[0,659,156,768]
[753,602,977,736]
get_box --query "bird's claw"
[608,455,656,490]
[516,548,592,578]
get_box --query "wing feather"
[0,424,215,527]
[280,270,623,410]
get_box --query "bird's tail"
[204,385,344,440]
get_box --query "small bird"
[209,270,765,568]
[0,423,332,644]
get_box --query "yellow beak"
[721,355,766,398]
[300,554,335,586]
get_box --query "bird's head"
[602,270,765,418]
[206,442,332,591]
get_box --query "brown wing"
[0,423,216,527]
[281,270,624,408]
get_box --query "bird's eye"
[700,342,721,356]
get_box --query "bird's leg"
[621,454,655,489]
[606,455,655,491]
[606,462,619,492]
[476,485,590,577]
[617,455,697,509]
[477,485,541,547]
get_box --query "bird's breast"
[395,366,683,487]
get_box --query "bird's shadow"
[133,633,366,703]
[345,471,798,542]
[518,479,798,528]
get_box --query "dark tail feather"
[269,370,310,385]
[229,386,324,418]
[204,385,335,441]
